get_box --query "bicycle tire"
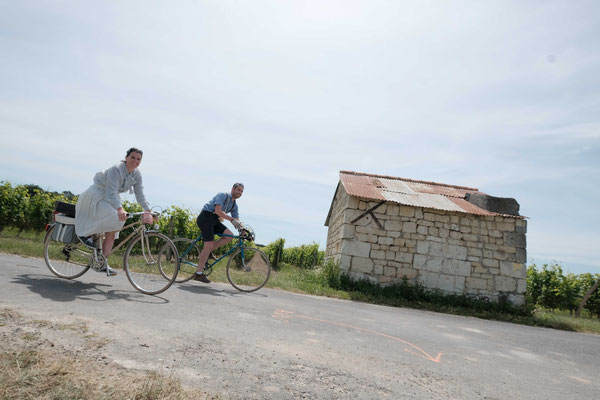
[123,232,179,295]
[44,225,91,279]
[226,247,271,292]
[168,238,202,283]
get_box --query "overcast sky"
[1,1,598,275]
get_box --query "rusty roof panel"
[342,182,385,201]
[377,178,416,195]
[339,170,524,218]
[448,198,496,216]
[405,181,475,198]
[381,192,466,212]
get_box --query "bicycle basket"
[51,223,79,244]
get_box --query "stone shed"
[325,171,528,305]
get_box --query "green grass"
[532,308,600,332]
[2,228,599,334]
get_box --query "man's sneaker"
[192,273,211,284]
[79,236,97,249]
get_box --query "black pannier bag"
[51,223,79,244]
[55,201,76,217]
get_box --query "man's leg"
[210,229,234,251]
[196,229,234,274]
[197,240,215,274]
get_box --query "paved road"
[1,253,599,399]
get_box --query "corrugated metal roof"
[338,170,522,218]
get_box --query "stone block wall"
[325,196,528,305]
[325,185,350,262]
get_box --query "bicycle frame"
[91,213,160,263]
[178,232,248,269]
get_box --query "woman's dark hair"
[126,147,143,157]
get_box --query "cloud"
[1,1,599,270]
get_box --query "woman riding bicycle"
[75,147,153,276]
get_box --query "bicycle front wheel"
[123,232,179,295]
[226,247,271,292]
[44,225,91,279]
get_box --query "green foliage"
[0,182,29,232]
[338,274,531,316]
[24,190,56,231]
[282,242,324,269]
[263,238,285,269]
[319,258,341,289]
[0,182,80,233]
[156,205,200,239]
[526,263,600,318]
[578,273,600,318]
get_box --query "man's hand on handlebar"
[232,218,242,230]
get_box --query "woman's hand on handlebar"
[117,207,128,221]
[143,210,155,224]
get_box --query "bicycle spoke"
[226,247,271,292]
[169,238,202,283]
[124,232,179,295]
[44,226,91,279]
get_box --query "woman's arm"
[132,171,150,210]
[104,166,123,210]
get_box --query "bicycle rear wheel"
[226,247,271,292]
[123,232,179,295]
[169,238,202,283]
[44,225,91,279]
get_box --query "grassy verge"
[0,307,213,400]
[0,350,209,400]
[2,228,599,334]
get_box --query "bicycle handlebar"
[126,211,160,217]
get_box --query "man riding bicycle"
[193,183,244,283]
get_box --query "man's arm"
[215,204,242,229]
[214,204,234,222]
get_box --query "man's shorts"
[196,210,227,242]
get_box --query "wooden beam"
[351,201,385,229]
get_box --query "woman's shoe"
[79,236,97,249]
[99,261,117,276]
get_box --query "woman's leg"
[103,232,115,257]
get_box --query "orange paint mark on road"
[271,309,292,322]
[272,309,442,363]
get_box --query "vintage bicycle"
[43,202,179,295]
[166,224,271,293]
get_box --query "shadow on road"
[175,282,269,298]
[10,273,170,304]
